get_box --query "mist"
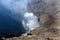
[0,0,40,36]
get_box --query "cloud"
[0,0,40,32]
[0,0,29,13]
[22,12,40,32]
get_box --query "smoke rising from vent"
[22,12,40,32]
[1,0,59,33]
[0,0,40,33]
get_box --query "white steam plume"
[0,0,40,32]
[22,12,40,32]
